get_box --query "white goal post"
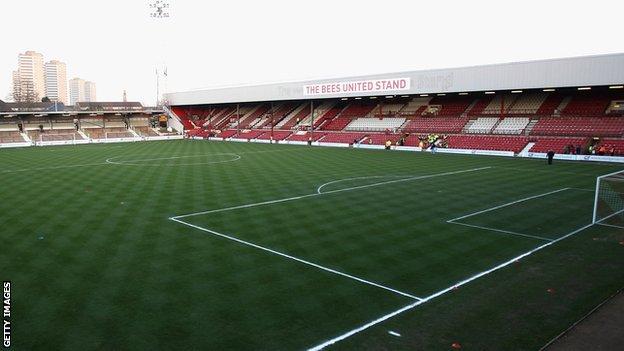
[592,169,624,228]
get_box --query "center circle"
[105,153,241,166]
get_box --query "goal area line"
[447,188,580,242]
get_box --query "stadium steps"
[555,96,573,116]
[519,142,536,155]
[276,103,308,128]
[490,118,503,132]
[462,98,480,117]
[77,130,89,140]
[128,128,141,138]
[462,119,476,133]
[524,119,539,135]
[20,132,31,143]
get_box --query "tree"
[12,77,39,103]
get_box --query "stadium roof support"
[166,53,624,106]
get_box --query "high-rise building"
[69,78,96,105]
[44,60,68,104]
[84,81,96,102]
[69,78,85,105]
[13,51,45,102]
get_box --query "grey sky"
[1,0,623,106]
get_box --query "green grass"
[0,140,622,350]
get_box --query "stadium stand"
[531,117,624,137]
[256,130,292,141]
[277,103,310,129]
[218,129,238,139]
[319,132,367,144]
[321,101,376,131]
[529,137,588,153]
[401,97,431,116]
[606,100,624,116]
[370,100,407,117]
[507,92,548,115]
[465,117,499,134]
[86,127,133,139]
[425,95,474,117]
[255,103,298,128]
[171,106,198,130]
[236,104,271,129]
[536,92,565,116]
[312,102,344,129]
[447,135,528,153]
[596,138,624,156]
[362,133,403,145]
[234,129,265,140]
[130,117,159,136]
[287,131,326,142]
[345,117,406,132]
[28,129,83,142]
[481,94,518,115]
[467,96,494,116]
[0,130,25,143]
[492,117,530,134]
[403,116,469,133]
[404,134,423,147]
[561,91,612,117]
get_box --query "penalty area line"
[174,166,492,219]
[447,188,570,223]
[169,217,423,301]
[447,221,554,242]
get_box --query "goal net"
[593,170,624,228]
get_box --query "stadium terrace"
[163,54,624,163]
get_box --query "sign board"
[303,78,410,96]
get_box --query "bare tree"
[12,78,39,103]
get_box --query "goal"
[592,170,624,228]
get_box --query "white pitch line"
[170,217,422,301]
[447,188,570,223]
[595,207,624,223]
[308,222,595,350]
[316,175,408,194]
[596,222,624,230]
[447,221,554,242]
[174,166,492,219]
[105,153,242,166]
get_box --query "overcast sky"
[1,0,622,105]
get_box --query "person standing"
[547,149,555,165]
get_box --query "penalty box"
[169,167,578,300]
[447,188,594,242]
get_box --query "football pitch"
[1,140,623,350]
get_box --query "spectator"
[598,145,606,156]
[547,150,555,165]
[576,145,582,155]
